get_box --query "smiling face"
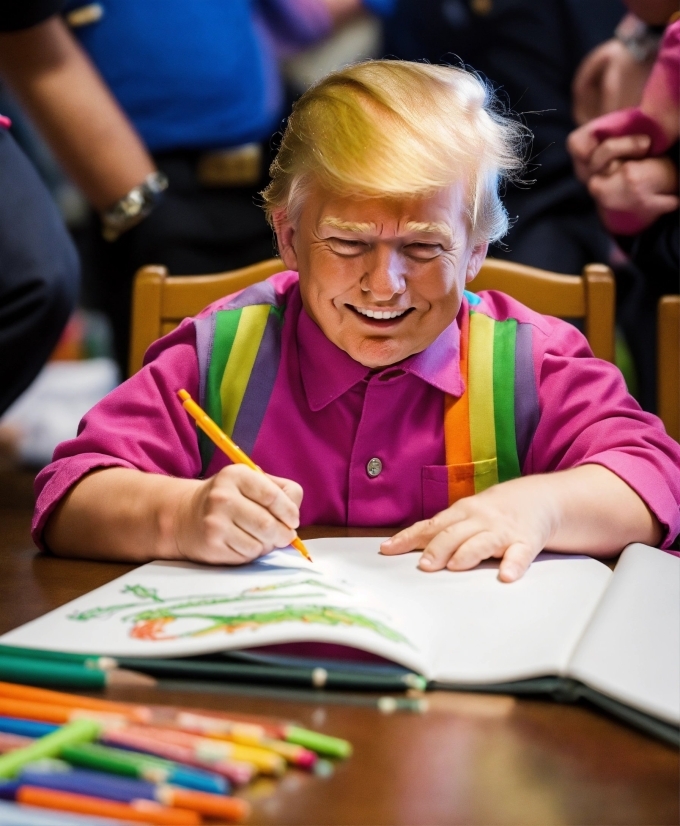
[274,184,488,368]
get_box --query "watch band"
[101,171,168,242]
[614,13,662,62]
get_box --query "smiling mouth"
[348,305,414,322]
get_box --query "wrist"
[100,171,168,242]
[157,478,202,561]
[614,13,662,62]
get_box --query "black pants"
[86,149,276,375]
[0,129,79,415]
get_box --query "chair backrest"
[129,256,616,375]
[657,295,680,442]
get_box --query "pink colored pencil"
[0,731,32,753]
[101,729,256,785]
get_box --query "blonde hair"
[261,60,527,244]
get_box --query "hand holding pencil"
[177,390,311,564]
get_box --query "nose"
[362,246,406,301]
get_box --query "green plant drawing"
[68,577,409,645]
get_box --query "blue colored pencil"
[20,767,159,804]
[0,716,58,739]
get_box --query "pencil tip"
[105,668,157,687]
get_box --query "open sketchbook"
[2,540,678,744]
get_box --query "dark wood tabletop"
[0,468,678,826]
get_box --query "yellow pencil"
[177,389,312,562]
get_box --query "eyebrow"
[320,217,376,233]
[320,216,453,245]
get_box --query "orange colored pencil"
[0,696,127,727]
[17,786,201,825]
[157,786,251,822]
[0,681,149,721]
[177,389,312,562]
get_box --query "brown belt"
[196,143,263,188]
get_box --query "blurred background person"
[0,0,394,374]
[569,3,679,412]
[0,116,79,420]
[382,0,626,275]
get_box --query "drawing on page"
[67,577,411,645]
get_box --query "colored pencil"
[201,730,317,769]
[115,654,425,690]
[19,768,250,822]
[0,716,59,739]
[0,682,149,721]
[177,388,312,562]
[100,730,256,785]
[0,645,117,671]
[0,697,128,728]
[120,725,285,775]
[0,732,32,754]
[0,797,118,826]
[16,786,201,825]
[0,655,154,691]
[0,719,101,779]
[60,743,228,794]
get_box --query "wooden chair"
[657,295,680,442]
[128,257,616,375]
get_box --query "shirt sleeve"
[0,0,62,32]
[31,319,204,549]
[526,319,680,549]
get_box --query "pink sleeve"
[527,320,680,549]
[32,320,202,549]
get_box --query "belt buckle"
[196,143,262,187]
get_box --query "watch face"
[122,189,146,218]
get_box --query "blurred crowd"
[0,0,677,463]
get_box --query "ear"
[465,241,488,283]
[272,209,299,271]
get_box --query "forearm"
[541,464,662,555]
[0,17,155,210]
[44,468,199,562]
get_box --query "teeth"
[354,307,407,320]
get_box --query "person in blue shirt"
[0,0,393,372]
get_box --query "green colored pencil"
[116,655,427,691]
[0,654,155,690]
[0,719,101,778]
[0,644,117,671]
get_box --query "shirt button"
[366,457,383,478]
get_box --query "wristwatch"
[101,171,168,242]
[614,14,663,62]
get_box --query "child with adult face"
[36,62,680,581]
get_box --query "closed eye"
[327,237,369,256]
[404,243,443,260]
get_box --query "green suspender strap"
[193,281,286,475]
[443,294,539,505]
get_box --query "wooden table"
[0,469,678,825]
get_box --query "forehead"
[305,182,468,232]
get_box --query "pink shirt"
[33,272,680,548]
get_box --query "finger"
[417,519,484,572]
[588,134,651,176]
[268,474,304,509]
[498,542,538,583]
[201,516,268,565]
[229,494,296,551]
[380,509,467,556]
[232,466,300,530]
[444,531,505,572]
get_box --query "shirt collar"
[297,292,464,411]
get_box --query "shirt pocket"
[422,459,499,519]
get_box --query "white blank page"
[568,544,680,724]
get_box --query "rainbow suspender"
[196,288,537,499]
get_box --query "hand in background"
[175,465,303,565]
[588,154,679,234]
[567,128,652,185]
[572,38,653,126]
